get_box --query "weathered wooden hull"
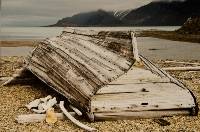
[18,28,198,120]
[91,55,198,121]
[26,29,135,112]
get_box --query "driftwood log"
[16,112,76,123]
[164,60,200,66]
[163,66,200,71]
[131,32,140,62]
[60,101,97,132]
[1,67,40,86]
[69,105,82,116]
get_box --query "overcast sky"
[1,0,183,27]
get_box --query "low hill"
[177,17,200,35]
[50,9,123,27]
[123,0,200,26]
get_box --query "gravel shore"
[0,57,199,132]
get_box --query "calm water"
[0,26,180,40]
[0,27,64,40]
[1,37,200,60]
[2,26,199,60]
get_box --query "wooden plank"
[164,60,200,66]
[91,97,194,113]
[94,110,190,120]
[96,83,187,95]
[109,67,170,84]
[93,85,193,103]
[131,32,140,62]
[60,35,133,69]
[40,41,110,84]
[140,55,186,88]
[140,55,166,78]
[46,39,128,84]
[43,40,111,83]
[51,38,123,78]
[60,36,125,72]
[38,44,104,88]
[91,83,195,113]
[87,36,133,59]
[163,66,200,71]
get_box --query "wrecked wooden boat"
[4,28,198,121]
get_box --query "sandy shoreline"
[0,40,39,47]
[0,56,200,131]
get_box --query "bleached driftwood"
[2,77,15,86]
[32,109,46,114]
[26,99,41,110]
[25,96,57,113]
[1,67,40,86]
[163,66,200,71]
[40,95,52,102]
[0,77,12,81]
[2,68,26,86]
[36,95,53,112]
[38,103,45,110]
[1,77,38,86]
[0,77,12,86]
[164,61,200,66]
[16,112,76,123]
[69,105,82,116]
[131,32,140,62]
[42,97,57,111]
[59,101,97,132]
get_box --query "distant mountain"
[123,0,200,26]
[49,0,200,27]
[50,9,123,27]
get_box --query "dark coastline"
[139,30,200,44]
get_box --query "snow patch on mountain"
[111,9,132,20]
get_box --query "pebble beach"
[0,56,199,132]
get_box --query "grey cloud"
[1,0,183,27]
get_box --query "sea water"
[0,26,180,40]
[0,27,64,40]
[3,26,200,60]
